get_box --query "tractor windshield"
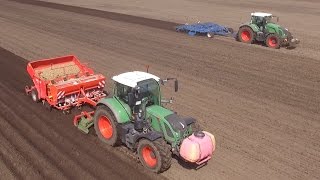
[252,16,276,27]
[136,79,160,106]
[265,16,276,24]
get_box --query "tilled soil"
[0,0,319,180]
[37,0,320,60]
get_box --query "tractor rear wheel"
[238,26,254,44]
[94,106,121,146]
[31,89,40,102]
[266,34,280,49]
[137,138,172,173]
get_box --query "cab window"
[115,82,132,103]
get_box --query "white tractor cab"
[111,71,178,107]
[250,12,279,31]
[112,71,161,88]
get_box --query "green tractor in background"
[237,12,300,49]
[76,71,215,173]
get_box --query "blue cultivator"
[176,22,234,37]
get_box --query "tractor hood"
[266,23,288,37]
[266,22,281,28]
[146,105,195,132]
[146,105,173,118]
[164,114,195,132]
[266,23,282,32]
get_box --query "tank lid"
[194,131,205,138]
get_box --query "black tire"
[94,106,121,146]
[265,34,280,49]
[31,89,40,102]
[237,26,255,44]
[137,138,172,173]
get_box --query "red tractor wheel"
[266,34,280,49]
[237,26,254,44]
[94,106,121,146]
[137,138,172,173]
[98,116,113,139]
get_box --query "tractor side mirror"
[128,92,135,106]
[160,79,165,85]
[160,78,178,92]
[174,80,179,92]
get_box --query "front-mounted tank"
[90,71,216,173]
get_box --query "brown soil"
[0,0,319,180]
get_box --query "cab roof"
[251,12,272,17]
[112,71,160,87]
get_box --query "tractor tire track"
[0,100,67,179]
[0,134,24,180]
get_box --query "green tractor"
[237,12,300,49]
[75,71,215,173]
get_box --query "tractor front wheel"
[238,26,254,44]
[266,34,280,49]
[137,138,172,173]
[94,106,121,146]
